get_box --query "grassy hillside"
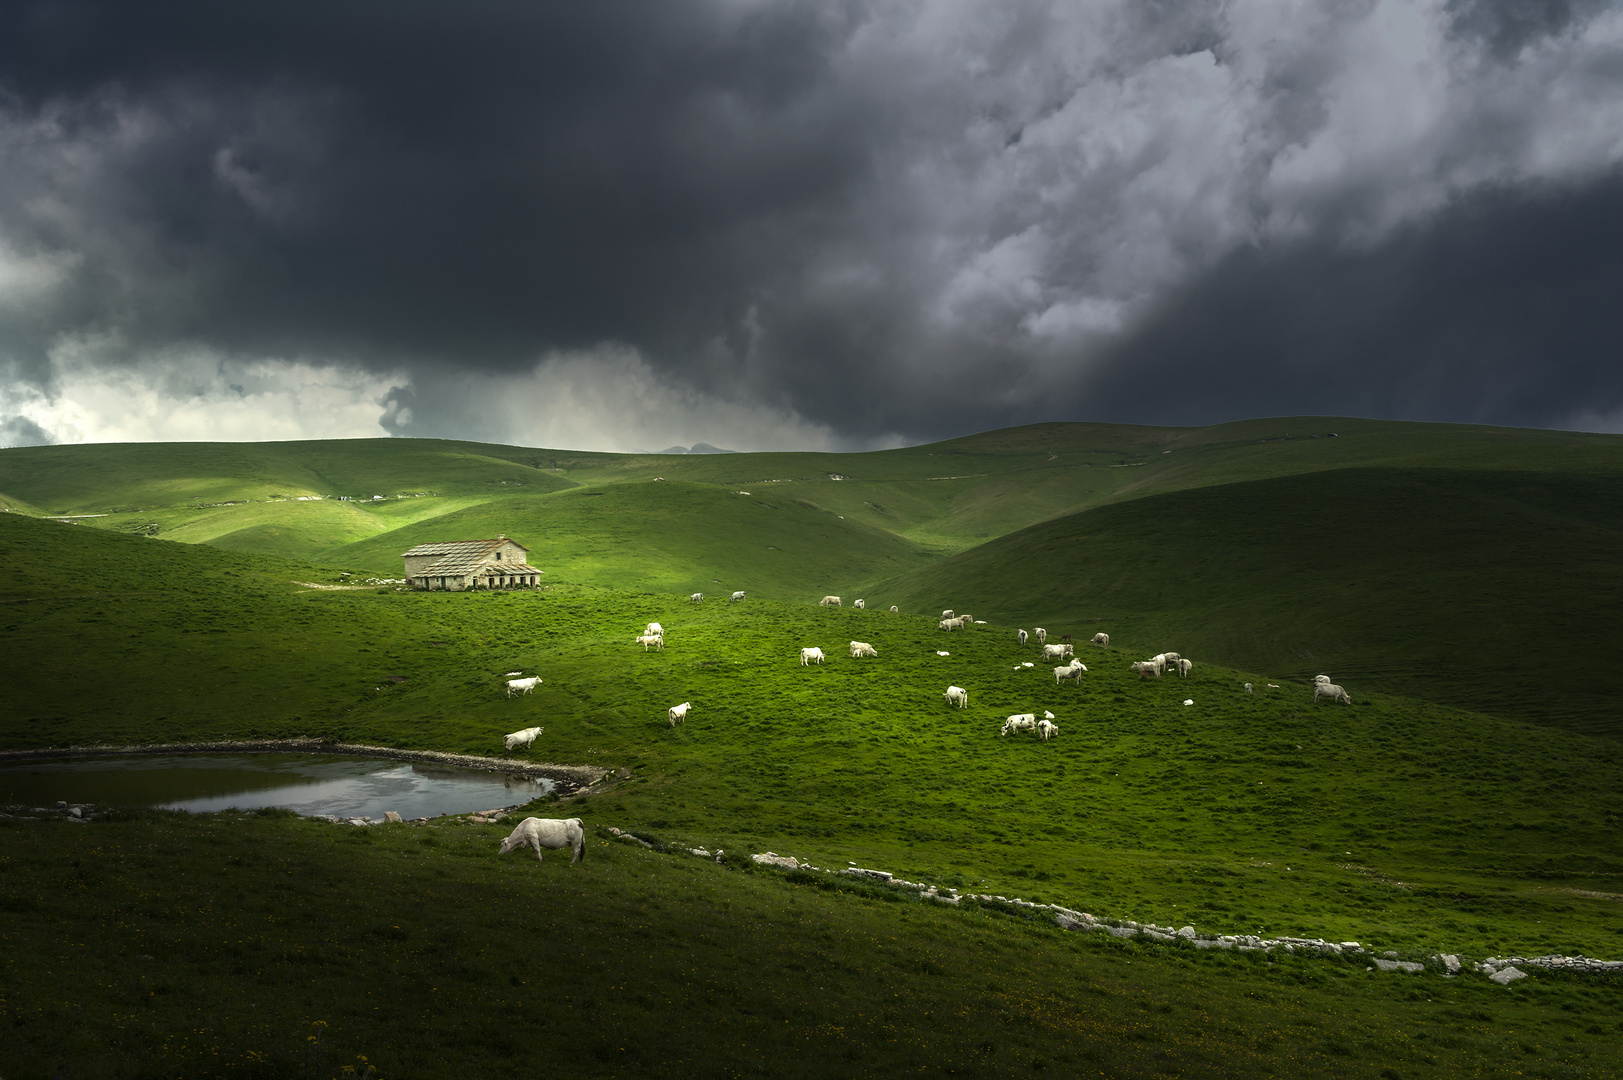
[875,467,1623,739]
[9,419,1622,564]
[6,808,1621,1079]
[4,511,1621,965]
[0,438,576,513]
[327,481,937,597]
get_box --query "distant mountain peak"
[647,442,738,455]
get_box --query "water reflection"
[0,754,554,819]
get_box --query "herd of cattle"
[496,596,1355,755]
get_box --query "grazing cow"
[1034,628,1047,645]
[821,596,842,607]
[849,640,878,658]
[889,605,898,612]
[957,613,972,625]
[941,609,955,619]
[1041,643,1073,662]
[506,676,542,697]
[939,617,966,631]
[1174,658,1192,678]
[1244,682,1254,693]
[944,685,969,709]
[853,599,866,609]
[498,817,585,864]
[646,622,664,636]
[1313,682,1352,705]
[1091,632,1109,648]
[635,633,664,652]
[668,700,693,726]
[1131,661,1161,680]
[504,726,543,753]
[1000,713,1037,736]
[730,591,746,602]
[1017,629,1028,646]
[1037,718,1058,741]
[1314,674,1332,684]
[689,592,703,603]
[800,647,826,666]
[1054,660,1086,684]
[1061,634,1072,643]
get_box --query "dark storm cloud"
[1,0,1622,448]
[1080,177,1623,429]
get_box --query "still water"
[0,754,553,819]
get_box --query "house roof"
[402,536,539,578]
[400,536,527,559]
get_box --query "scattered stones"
[1374,958,1424,973]
[751,852,800,869]
[1440,953,1461,974]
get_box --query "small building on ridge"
[400,536,541,591]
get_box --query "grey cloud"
[1,1,1621,448]
[0,414,54,447]
[1078,176,1623,430]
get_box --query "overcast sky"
[2,0,1621,452]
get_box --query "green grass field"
[3,419,1622,1077]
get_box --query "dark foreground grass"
[4,808,1621,1079]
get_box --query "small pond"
[0,754,553,819]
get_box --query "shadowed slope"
[875,467,1623,738]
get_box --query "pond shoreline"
[0,739,611,797]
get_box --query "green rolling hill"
[4,417,1618,735]
[6,423,1623,1077]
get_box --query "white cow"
[849,640,878,658]
[800,647,826,666]
[1131,661,1161,680]
[1041,643,1073,662]
[1017,629,1028,645]
[1174,658,1192,678]
[821,595,842,607]
[1314,674,1332,684]
[1037,718,1058,741]
[957,613,972,625]
[645,622,664,636]
[939,617,965,631]
[504,726,543,752]
[1091,632,1109,648]
[1054,660,1086,684]
[668,701,693,726]
[730,591,746,602]
[635,633,664,652]
[689,592,703,603]
[941,609,955,619]
[498,816,585,864]
[1034,628,1047,645]
[505,676,542,697]
[944,685,969,709]
[853,599,865,609]
[1244,682,1254,693]
[890,605,899,612]
[1000,713,1037,736]
[1314,682,1353,705]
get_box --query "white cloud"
[1,335,404,444]
[391,344,883,453]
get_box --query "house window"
[494,552,502,560]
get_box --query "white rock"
[1489,966,1527,985]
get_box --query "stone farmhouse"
[401,536,542,591]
